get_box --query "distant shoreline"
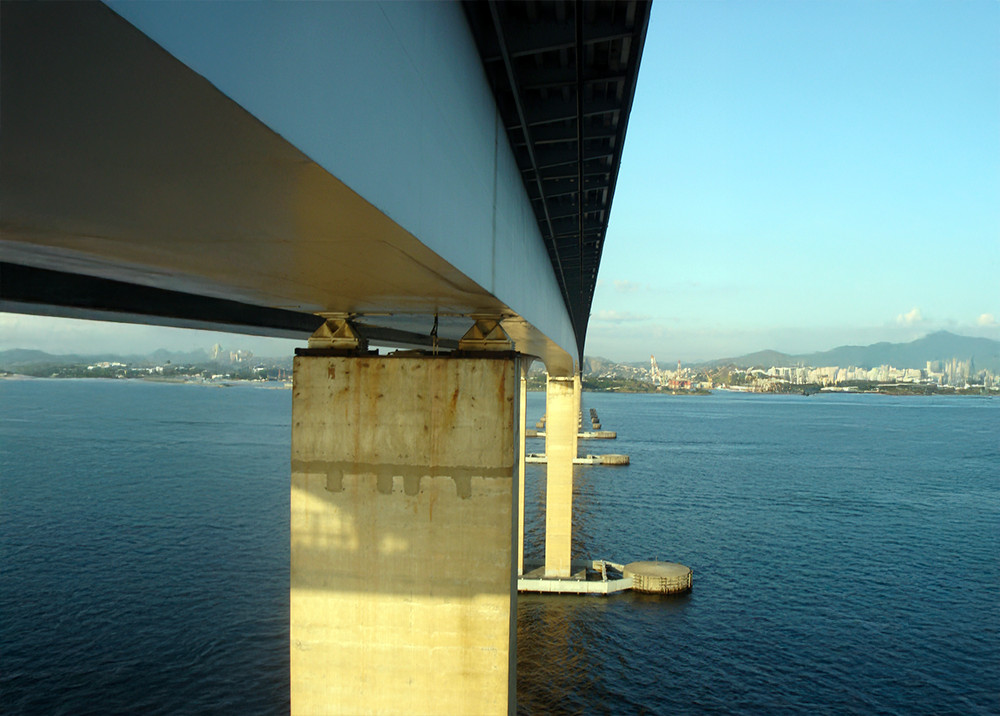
[3,373,994,397]
[0,373,291,388]
[526,383,996,397]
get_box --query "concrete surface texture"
[290,355,517,715]
[623,561,693,594]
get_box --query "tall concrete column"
[291,353,519,715]
[544,374,576,577]
[518,365,527,576]
[573,373,582,456]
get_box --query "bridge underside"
[1,1,648,374]
[0,2,543,369]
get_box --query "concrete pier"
[518,366,528,576]
[290,353,518,715]
[544,375,576,578]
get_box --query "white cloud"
[591,310,649,322]
[612,280,643,294]
[977,313,998,327]
[896,307,924,325]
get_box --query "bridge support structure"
[290,322,521,715]
[543,374,579,578]
[517,365,528,577]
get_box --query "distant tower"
[650,355,661,385]
[210,343,223,361]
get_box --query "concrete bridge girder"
[0,0,578,375]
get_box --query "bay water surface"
[1,380,997,714]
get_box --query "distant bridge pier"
[290,319,520,714]
[575,375,583,438]
[518,365,529,577]
[544,374,579,577]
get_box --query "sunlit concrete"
[544,375,577,578]
[573,374,582,457]
[518,367,528,576]
[291,354,519,715]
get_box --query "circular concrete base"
[599,454,629,465]
[623,561,692,593]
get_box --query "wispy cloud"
[612,280,643,294]
[977,313,998,327]
[896,307,924,325]
[592,310,649,323]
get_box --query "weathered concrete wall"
[544,376,577,578]
[291,355,518,715]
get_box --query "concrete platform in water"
[525,453,629,465]
[518,559,691,595]
[623,561,693,593]
[530,430,617,439]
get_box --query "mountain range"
[701,331,1000,372]
[0,347,214,367]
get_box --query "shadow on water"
[516,590,694,715]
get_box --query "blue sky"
[588,0,999,361]
[2,0,997,362]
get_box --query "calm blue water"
[2,380,998,714]
[520,391,999,715]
